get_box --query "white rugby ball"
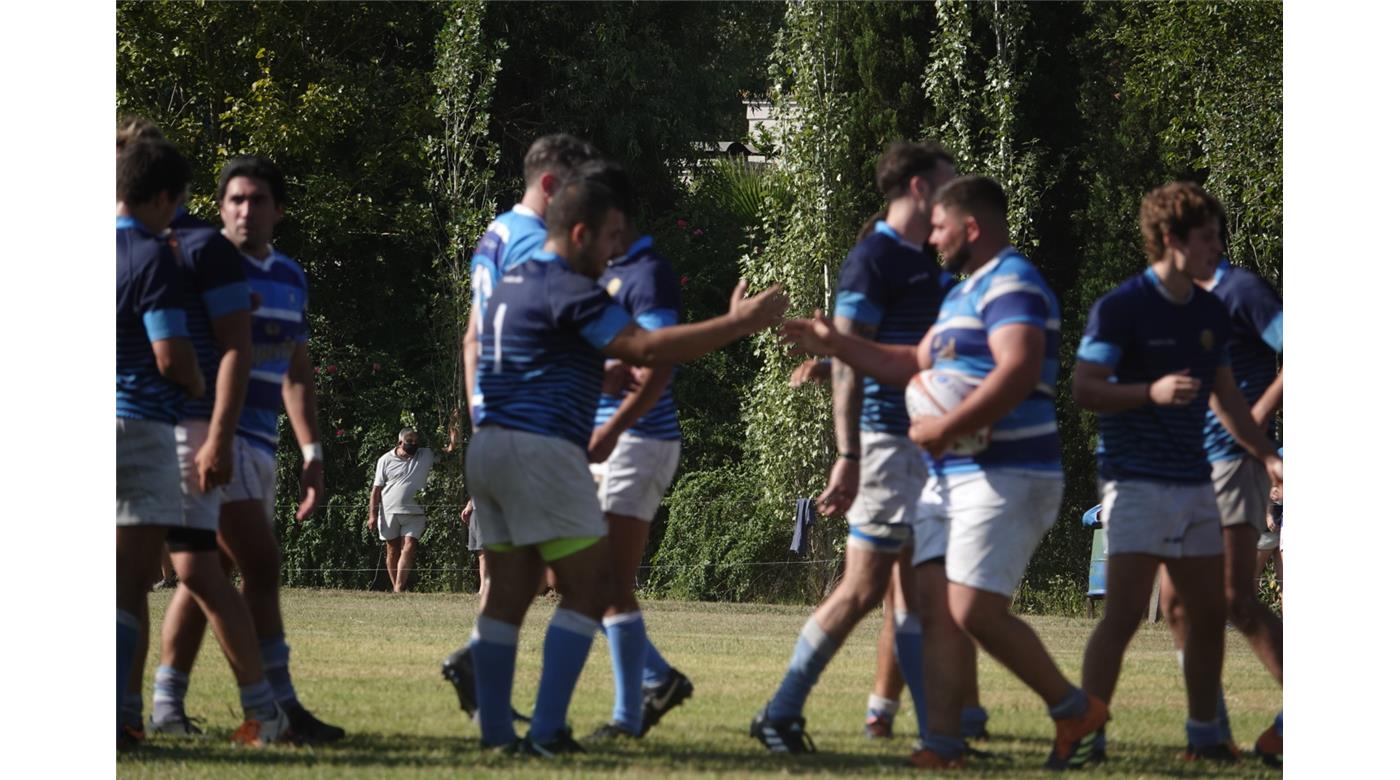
[905,368,991,456]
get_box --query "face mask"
[403,443,419,455]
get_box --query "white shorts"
[176,421,277,530]
[1211,456,1270,535]
[116,417,184,528]
[590,433,680,520]
[1100,479,1223,559]
[1257,529,1280,551]
[847,432,925,552]
[913,470,1063,597]
[379,512,427,541]
[467,426,606,548]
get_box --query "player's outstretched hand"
[1148,370,1201,406]
[728,279,788,334]
[294,459,325,521]
[788,357,832,388]
[780,309,840,358]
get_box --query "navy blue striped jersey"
[469,204,547,416]
[834,221,953,434]
[1201,259,1281,462]
[236,246,309,454]
[593,236,683,440]
[168,213,252,423]
[1077,268,1232,483]
[117,216,193,423]
[474,250,633,449]
[925,247,1062,476]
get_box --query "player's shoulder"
[266,248,308,287]
[1216,262,1279,302]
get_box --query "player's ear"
[569,221,589,248]
[540,172,559,198]
[965,214,981,243]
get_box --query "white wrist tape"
[301,442,323,463]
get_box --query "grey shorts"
[846,431,925,552]
[466,426,606,549]
[116,417,184,528]
[590,433,680,520]
[379,512,426,541]
[1211,456,1270,536]
[1100,479,1223,559]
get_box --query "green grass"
[119,590,1280,778]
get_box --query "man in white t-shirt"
[368,428,435,592]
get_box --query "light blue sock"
[920,731,966,761]
[530,608,600,742]
[238,680,279,722]
[766,617,839,721]
[1186,717,1223,749]
[117,611,139,732]
[259,635,299,709]
[892,610,928,739]
[1048,687,1087,719]
[152,665,190,723]
[471,616,520,747]
[604,612,647,734]
[642,638,673,689]
[961,705,989,738]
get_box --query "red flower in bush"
[680,274,690,287]
[675,218,689,229]
[372,362,381,372]
[692,228,704,237]
[326,364,338,375]
[335,428,346,438]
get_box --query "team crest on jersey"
[606,278,623,297]
[1200,329,1215,350]
[936,337,957,361]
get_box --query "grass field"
[118,589,1281,778]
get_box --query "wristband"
[838,451,860,462]
[301,442,323,463]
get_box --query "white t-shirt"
[374,447,434,517]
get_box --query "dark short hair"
[934,175,1009,222]
[574,159,633,218]
[1138,181,1224,262]
[523,133,600,187]
[545,177,621,241]
[218,155,287,206]
[117,139,191,205]
[875,141,955,200]
[116,116,163,152]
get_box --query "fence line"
[282,558,843,574]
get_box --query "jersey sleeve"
[552,270,633,350]
[1076,293,1129,369]
[373,456,387,487]
[502,227,546,273]
[193,233,251,319]
[979,268,1051,332]
[1233,271,1283,353]
[138,247,191,342]
[627,258,683,331]
[833,247,886,325]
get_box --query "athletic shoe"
[641,669,693,733]
[285,702,345,743]
[1087,728,1107,765]
[117,724,146,751]
[1183,742,1241,763]
[1254,721,1282,767]
[750,710,817,754]
[963,723,991,740]
[1044,694,1109,770]
[149,712,205,736]
[441,644,477,718]
[910,747,967,769]
[587,721,640,741]
[517,728,586,757]
[230,706,291,747]
[864,712,894,739]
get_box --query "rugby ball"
[905,368,991,456]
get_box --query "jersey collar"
[529,248,563,264]
[1204,257,1230,291]
[873,220,923,252]
[609,235,653,268]
[963,245,1019,285]
[1144,266,1195,304]
[512,203,544,223]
